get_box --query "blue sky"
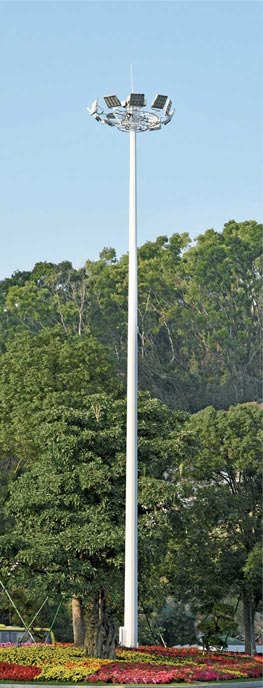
[0,1,262,279]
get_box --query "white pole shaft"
[124,126,138,648]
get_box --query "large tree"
[0,390,191,656]
[0,327,120,649]
[166,403,262,654]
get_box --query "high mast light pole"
[87,90,174,649]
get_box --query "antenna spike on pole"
[130,64,134,92]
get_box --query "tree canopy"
[166,403,262,653]
[0,219,262,655]
[1,220,261,412]
[0,391,191,654]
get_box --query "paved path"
[0,682,262,688]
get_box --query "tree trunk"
[243,591,256,655]
[72,595,86,648]
[84,589,116,659]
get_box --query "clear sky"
[0,0,262,279]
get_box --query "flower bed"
[0,643,261,683]
[86,648,263,684]
[0,661,41,680]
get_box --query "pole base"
[119,626,138,648]
[119,626,125,646]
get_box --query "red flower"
[0,662,41,680]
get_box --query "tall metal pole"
[123,126,138,648]
[88,90,174,650]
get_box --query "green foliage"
[165,403,262,651]
[0,329,116,462]
[0,389,189,625]
[0,220,262,650]
[197,603,238,651]
[159,603,196,647]
[139,601,196,647]
[0,220,261,411]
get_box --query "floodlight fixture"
[104,95,122,108]
[87,90,174,133]
[88,99,99,116]
[151,94,168,110]
[163,117,172,125]
[165,99,173,115]
[128,93,146,107]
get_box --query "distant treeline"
[0,219,261,412]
